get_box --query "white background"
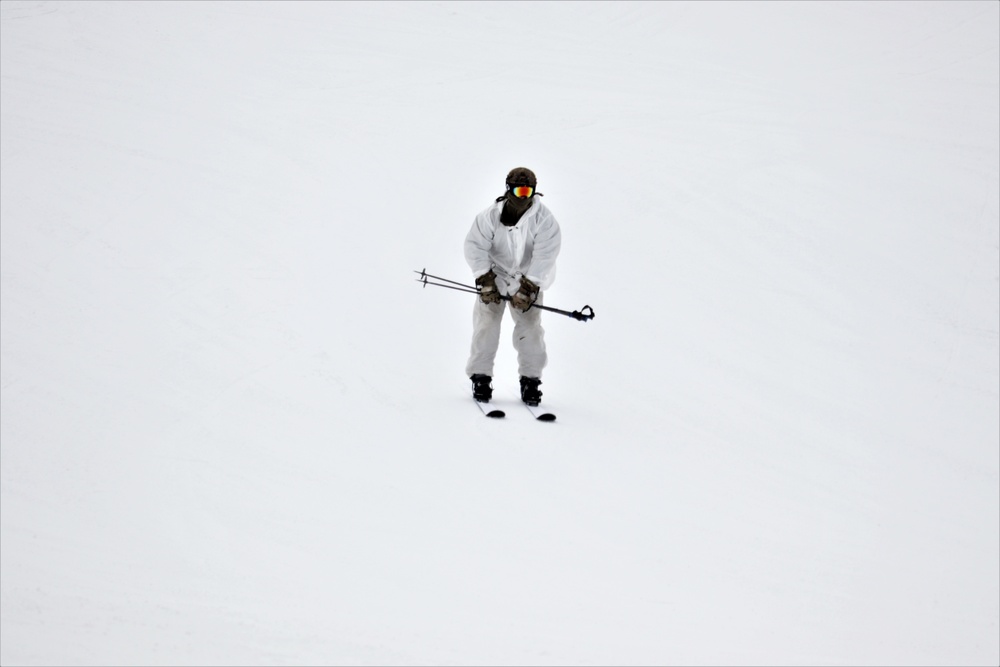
[2,1,998,665]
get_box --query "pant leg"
[510,292,547,378]
[465,299,505,377]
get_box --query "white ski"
[523,401,556,422]
[473,397,505,419]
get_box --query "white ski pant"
[465,294,547,379]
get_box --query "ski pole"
[532,302,596,322]
[414,269,478,291]
[414,269,480,295]
[414,269,596,322]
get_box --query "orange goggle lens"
[510,185,534,198]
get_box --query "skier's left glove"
[511,277,539,312]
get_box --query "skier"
[464,167,562,406]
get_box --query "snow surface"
[1,1,998,665]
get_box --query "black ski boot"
[519,376,542,406]
[470,374,493,402]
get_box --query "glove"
[511,276,539,312]
[475,270,502,304]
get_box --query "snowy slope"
[2,1,998,665]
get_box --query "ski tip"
[487,409,506,418]
[536,413,556,422]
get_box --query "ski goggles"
[509,185,534,198]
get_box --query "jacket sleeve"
[526,210,561,291]
[464,206,496,279]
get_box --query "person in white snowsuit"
[464,167,562,405]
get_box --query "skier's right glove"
[475,270,502,304]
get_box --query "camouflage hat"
[505,167,537,188]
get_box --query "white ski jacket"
[464,198,562,296]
